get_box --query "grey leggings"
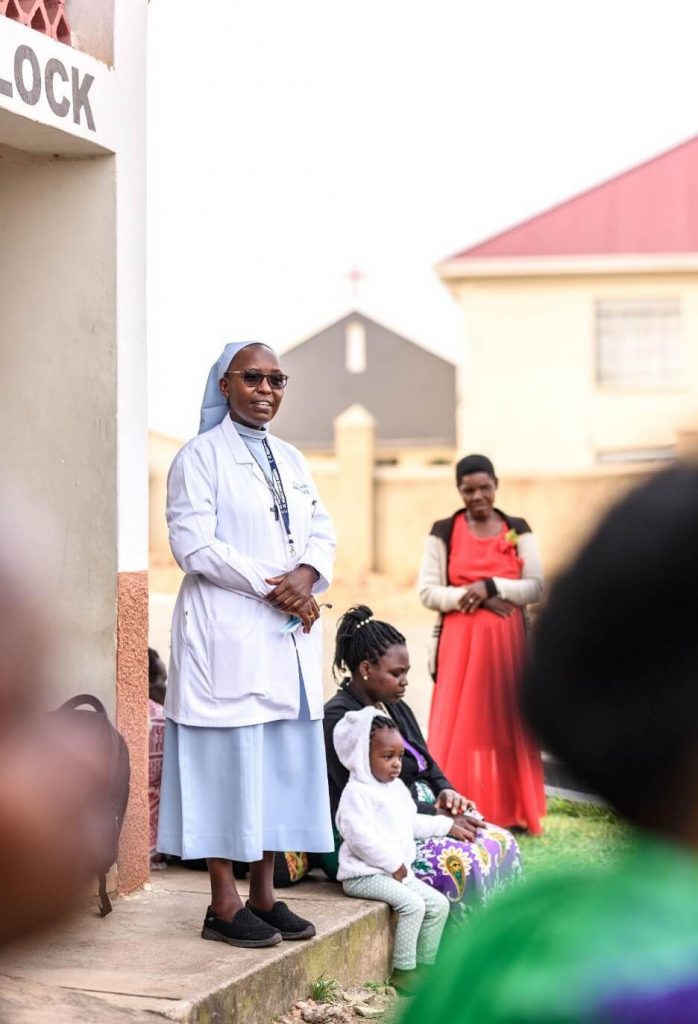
[343,873,450,971]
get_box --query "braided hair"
[369,714,399,741]
[333,605,406,684]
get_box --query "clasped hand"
[435,788,475,816]
[265,565,319,633]
[458,581,515,617]
[436,789,484,841]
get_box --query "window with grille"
[596,298,683,388]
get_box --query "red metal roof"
[449,135,698,261]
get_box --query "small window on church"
[346,320,367,374]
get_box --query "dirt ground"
[275,983,401,1023]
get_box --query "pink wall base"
[116,570,149,894]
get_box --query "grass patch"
[308,974,342,1004]
[517,797,631,875]
[546,795,617,822]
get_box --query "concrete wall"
[149,431,181,567]
[66,0,114,64]
[0,0,148,890]
[374,466,455,582]
[375,464,645,583]
[452,271,698,474]
[0,143,117,712]
[112,0,149,893]
[149,415,650,591]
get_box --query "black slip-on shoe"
[201,906,282,948]
[245,900,316,941]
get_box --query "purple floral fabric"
[411,782,523,921]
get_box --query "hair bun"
[346,604,373,622]
[332,604,405,683]
[345,604,375,632]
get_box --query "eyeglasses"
[224,370,289,390]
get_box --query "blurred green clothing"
[401,835,698,1024]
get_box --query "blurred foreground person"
[403,464,698,1023]
[0,516,107,944]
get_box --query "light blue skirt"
[157,671,333,862]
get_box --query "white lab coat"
[164,414,336,728]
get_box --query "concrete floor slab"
[0,976,158,1024]
[0,867,392,1024]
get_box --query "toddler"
[334,706,470,988]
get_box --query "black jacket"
[323,685,452,822]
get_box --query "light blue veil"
[198,341,273,434]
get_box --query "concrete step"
[0,866,393,1024]
[543,752,604,804]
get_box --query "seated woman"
[323,605,522,921]
[403,464,698,1023]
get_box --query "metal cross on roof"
[344,266,367,302]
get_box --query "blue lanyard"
[261,438,294,551]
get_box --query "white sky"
[147,0,698,439]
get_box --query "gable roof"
[273,310,456,449]
[445,135,698,263]
[282,310,455,366]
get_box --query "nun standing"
[157,341,336,948]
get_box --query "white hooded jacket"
[334,707,452,881]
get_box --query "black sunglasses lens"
[239,370,287,389]
[241,371,264,386]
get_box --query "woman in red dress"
[419,455,546,834]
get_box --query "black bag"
[55,694,131,916]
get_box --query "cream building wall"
[449,268,698,474]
